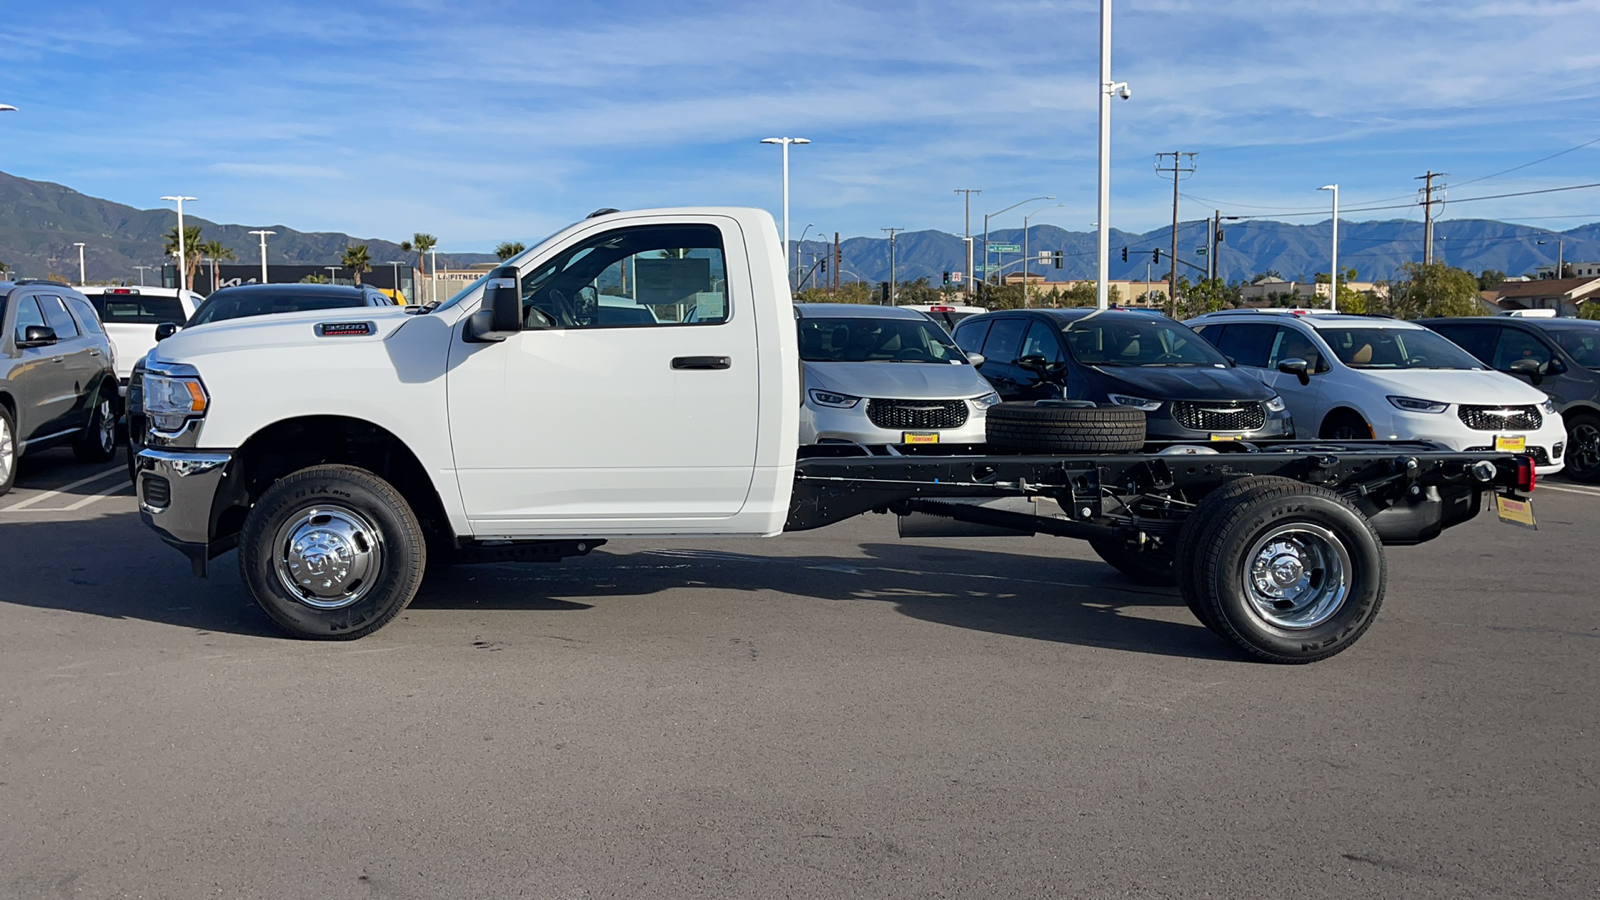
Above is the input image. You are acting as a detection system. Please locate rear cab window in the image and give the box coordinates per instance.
[89,292,186,325]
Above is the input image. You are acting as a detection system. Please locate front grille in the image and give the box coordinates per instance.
[1459,404,1542,431]
[866,399,969,430]
[142,474,171,509]
[1171,400,1266,432]
[1466,445,1552,465]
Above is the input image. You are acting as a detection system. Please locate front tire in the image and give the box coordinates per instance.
[1320,410,1371,441]
[1191,481,1385,664]
[0,406,17,496]
[239,464,426,640]
[73,394,118,463]
[1565,412,1600,483]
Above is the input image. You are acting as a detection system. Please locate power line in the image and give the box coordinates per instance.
[1228,181,1600,219]
[1452,134,1600,188]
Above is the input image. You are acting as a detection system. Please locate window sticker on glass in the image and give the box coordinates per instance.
[635,256,713,306]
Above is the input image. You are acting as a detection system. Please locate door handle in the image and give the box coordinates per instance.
[672,356,731,370]
[51,356,65,364]
[89,349,102,357]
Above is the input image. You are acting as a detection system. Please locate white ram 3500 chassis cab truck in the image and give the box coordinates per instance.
[135,207,1536,664]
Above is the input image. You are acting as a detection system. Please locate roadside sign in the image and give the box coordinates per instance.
[988,243,1020,253]
[950,271,964,284]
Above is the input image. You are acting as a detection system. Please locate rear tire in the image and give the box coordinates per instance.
[1191,481,1385,664]
[1565,412,1600,483]
[985,402,1145,453]
[239,464,426,640]
[1088,536,1176,586]
[73,393,118,463]
[1174,476,1311,635]
[0,406,17,497]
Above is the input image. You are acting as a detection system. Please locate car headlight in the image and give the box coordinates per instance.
[970,392,1001,409]
[1540,399,1558,415]
[1265,395,1286,413]
[143,363,209,432]
[1388,395,1448,414]
[807,388,861,409]
[1108,393,1162,412]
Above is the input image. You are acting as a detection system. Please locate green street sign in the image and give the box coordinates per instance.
[988,243,1021,253]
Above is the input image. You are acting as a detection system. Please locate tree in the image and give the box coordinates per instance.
[163,225,204,289]
[341,244,373,286]
[1251,269,1282,284]
[494,241,526,262]
[1477,269,1506,291]
[299,273,330,284]
[1381,262,1482,319]
[1580,301,1600,321]
[198,239,235,291]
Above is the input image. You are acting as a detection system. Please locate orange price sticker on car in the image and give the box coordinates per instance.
[1209,434,1242,442]
[1494,435,1526,452]
[902,432,940,444]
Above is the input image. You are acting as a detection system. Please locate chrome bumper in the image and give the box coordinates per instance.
[136,448,233,576]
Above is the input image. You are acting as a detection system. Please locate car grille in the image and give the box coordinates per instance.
[1458,405,1541,431]
[865,399,969,430]
[1171,400,1266,432]
[1466,445,1551,465]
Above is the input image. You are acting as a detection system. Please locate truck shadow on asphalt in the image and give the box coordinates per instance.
[0,512,1238,661]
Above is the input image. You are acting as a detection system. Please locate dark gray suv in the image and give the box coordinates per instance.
[0,280,120,494]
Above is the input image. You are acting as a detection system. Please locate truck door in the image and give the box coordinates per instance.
[446,217,762,534]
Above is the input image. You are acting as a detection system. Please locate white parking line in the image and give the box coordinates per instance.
[0,466,125,512]
[1539,483,1600,498]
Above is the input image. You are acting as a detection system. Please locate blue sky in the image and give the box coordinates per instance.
[5,0,1600,252]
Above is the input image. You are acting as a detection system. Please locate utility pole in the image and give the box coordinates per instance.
[1416,170,1446,266]
[881,227,904,305]
[1209,210,1221,282]
[1154,152,1196,316]
[954,189,981,297]
[833,232,841,295]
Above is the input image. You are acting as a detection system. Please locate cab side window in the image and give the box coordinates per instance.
[40,295,80,339]
[1492,328,1554,372]
[1020,320,1064,364]
[1268,326,1323,371]
[12,296,47,344]
[1211,322,1275,368]
[980,318,1027,362]
[519,223,729,329]
[64,296,104,334]
[954,320,991,356]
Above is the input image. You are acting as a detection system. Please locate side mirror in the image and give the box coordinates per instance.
[1507,358,1543,384]
[966,352,986,368]
[1015,354,1049,375]
[1224,355,1237,367]
[155,322,180,341]
[18,325,57,348]
[464,266,524,343]
[1277,357,1311,386]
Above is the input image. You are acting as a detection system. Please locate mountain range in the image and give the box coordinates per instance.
[3,170,1598,287]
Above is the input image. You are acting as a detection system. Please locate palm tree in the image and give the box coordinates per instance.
[341,244,373,286]
[411,233,438,302]
[198,239,235,292]
[163,225,204,290]
[494,241,525,262]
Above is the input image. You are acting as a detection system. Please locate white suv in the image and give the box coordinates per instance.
[1187,311,1566,474]
[80,286,203,395]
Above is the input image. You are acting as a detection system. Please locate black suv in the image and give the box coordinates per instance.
[951,308,1294,440]
[0,280,120,494]
[1420,315,1600,482]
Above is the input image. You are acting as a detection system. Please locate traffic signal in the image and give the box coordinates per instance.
[1121,247,1128,262]
[819,257,827,274]
[942,271,951,285]
[1053,251,1063,269]
[1215,228,1225,244]
[1152,248,1161,263]
[880,281,891,304]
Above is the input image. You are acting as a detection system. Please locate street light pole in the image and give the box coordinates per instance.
[386,261,408,303]
[761,137,811,289]
[881,227,903,304]
[72,242,86,285]
[248,229,276,284]
[134,265,153,286]
[325,266,339,285]
[160,195,198,293]
[1538,239,1564,278]
[1021,204,1065,307]
[982,196,1054,288]
[1319,184,1338,312]
[1098,0,1131,310]
[430,248,439,302]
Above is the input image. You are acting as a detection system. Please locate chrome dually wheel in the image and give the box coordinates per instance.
[1243,523,1351,630]
[272,504,385,610]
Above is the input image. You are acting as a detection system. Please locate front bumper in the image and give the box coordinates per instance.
[801,402,989,446]
[1143,406,1295,442]
[136,448,233,576]
[1377,410,1566,475]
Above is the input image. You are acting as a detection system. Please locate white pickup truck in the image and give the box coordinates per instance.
[135,207,1536,663]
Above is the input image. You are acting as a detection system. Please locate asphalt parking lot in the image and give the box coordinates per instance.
[1,449,1597,899]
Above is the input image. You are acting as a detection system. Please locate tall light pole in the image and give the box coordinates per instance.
[1021,204,1065,307]
[1318,185,1339,311]
[881,227,904,305]
[387,260,408,303]
[248,229,276,284]
[72,242,86,285]
[161,195,198,293]
[953,189,982,296]
[1537,239,1564,279]
[1098,0,1131,310]
[134,265,153,286]
[325,266,339,285]
[429,248,439,303]
[982,195,1054,286]
[760,137,810,289]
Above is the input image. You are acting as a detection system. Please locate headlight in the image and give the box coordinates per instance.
[1265,395,1286,413]
[1108,393,1162,412]
[1540,399,1558,415]
[807,388,861,409]
[143,363,209,432]
[970,392,1001,409]
[1388,395,1448,414]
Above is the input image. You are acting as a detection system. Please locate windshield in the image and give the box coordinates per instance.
[1550,327,1600,370]
[1321,327,1484,370]
[798,316,966,363]
[1062,316,1226,367]
[189,291,365,326]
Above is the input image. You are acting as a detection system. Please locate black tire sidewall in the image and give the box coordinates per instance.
[1566,413,1600,483]
[1201,493,1384,663]
[240,466,426,640]
[74,393,117,463]
[0,406,16,495]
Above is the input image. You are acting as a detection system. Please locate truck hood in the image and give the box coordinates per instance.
[1356,368,1546,406]
[803,360,993,400]
[150,306,414,361]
